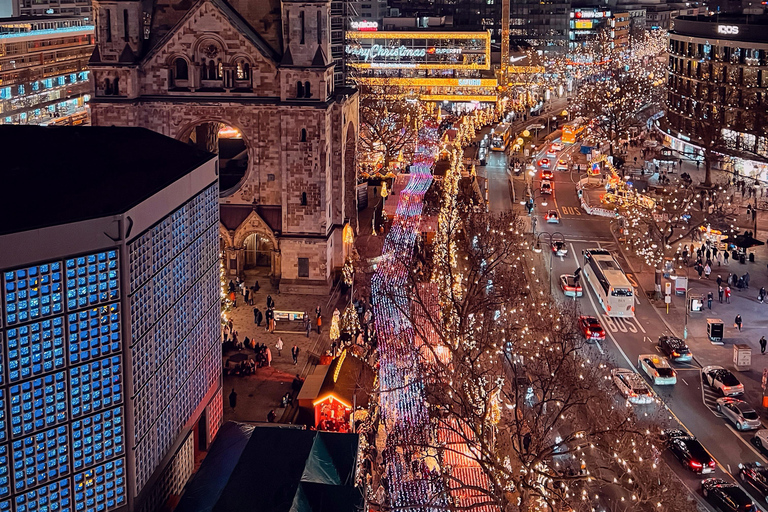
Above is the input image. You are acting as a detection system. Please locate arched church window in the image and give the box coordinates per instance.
[174,58,188,80]
[296,81,304,98]
[301,192,308,206]
[207,60,216,80]
[217,60,223,79]
[300,128,307,142]
[236,61,250,80]
[304,81,311,98]
[104,78,112,95]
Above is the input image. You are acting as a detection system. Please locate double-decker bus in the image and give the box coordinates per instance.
[582,248,635,317]
[561,117,586,144]
[490,123,511,151]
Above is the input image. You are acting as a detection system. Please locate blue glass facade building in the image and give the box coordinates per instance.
[0,125,222,512]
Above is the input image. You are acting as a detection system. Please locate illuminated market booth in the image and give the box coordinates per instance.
[297,350,375,432]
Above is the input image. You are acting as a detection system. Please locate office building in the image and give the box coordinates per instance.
[664,14,768,178]
[0,16,93,126]
[0,125,222,512]
[0,0,90,17]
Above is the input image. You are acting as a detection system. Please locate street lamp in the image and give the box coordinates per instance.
[533,231,564,294]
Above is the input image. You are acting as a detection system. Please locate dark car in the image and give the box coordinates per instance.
[662,429,716,474]
[702,478,755,511]
[739,462,768,503]
[658,335,693,362]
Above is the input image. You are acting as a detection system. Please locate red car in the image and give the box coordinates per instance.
[538,158,550,168]
[579,315,605,341]
[541,169,554,180]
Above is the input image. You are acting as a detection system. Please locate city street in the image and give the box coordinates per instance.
[489,138,768,510]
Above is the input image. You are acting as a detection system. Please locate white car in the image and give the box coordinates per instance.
[751,430,768,454]
[702,365,744,396]
[612,368,654,404]
[559,274,582,298]
[716,397,761,430]
[545,210,560,223]
[638,354,677,385]
[551,142,563,152]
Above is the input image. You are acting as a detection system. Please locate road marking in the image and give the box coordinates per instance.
[682,378,688,385]
[725,424,768,464]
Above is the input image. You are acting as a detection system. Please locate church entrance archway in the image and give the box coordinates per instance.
[182,122,249,196]
[243,233,273,270]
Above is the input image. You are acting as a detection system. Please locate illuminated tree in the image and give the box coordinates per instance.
[357,83,420,169]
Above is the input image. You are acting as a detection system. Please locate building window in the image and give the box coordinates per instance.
[174,58,188,80]
[105,9,112,42]
[304,81,311,98]
[300,11,305,44]
[298,258,309,278]
[301,191,307,205]
[296,81,304,98]
[236,60,249,80]
[123,9,129,42]
[317,10,322,44]
[300,128,307,142]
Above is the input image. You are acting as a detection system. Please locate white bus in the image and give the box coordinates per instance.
[490,123,511,151]
[582,249,635,318]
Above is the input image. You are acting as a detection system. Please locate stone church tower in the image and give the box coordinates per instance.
[89,0,359,294]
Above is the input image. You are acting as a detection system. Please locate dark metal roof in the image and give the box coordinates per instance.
[0,125,215,236]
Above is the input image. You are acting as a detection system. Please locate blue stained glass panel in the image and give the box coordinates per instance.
[13,477,70,512]
[8,371,68,439]
[4,263,63,325]
[71,407,124,472]
[73,458,125,512]
[65,252,119,311]
[11,425,69,492]
[66,304,121,365]
[0,445,10,498]
[69,357,122,419]
[6,316,66,383]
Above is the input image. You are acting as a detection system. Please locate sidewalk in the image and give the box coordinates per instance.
[612,223,768,410]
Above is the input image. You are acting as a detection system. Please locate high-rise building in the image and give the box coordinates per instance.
[0,16,93,126]
[0,0,91,17]
[0,125,223,512]
[89,0,359,294]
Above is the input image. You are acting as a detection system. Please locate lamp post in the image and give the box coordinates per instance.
[533,231,564,294]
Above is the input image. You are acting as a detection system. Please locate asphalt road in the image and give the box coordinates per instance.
[485,137,768,511]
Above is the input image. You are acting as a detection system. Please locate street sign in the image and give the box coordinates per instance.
[665,282,672,295]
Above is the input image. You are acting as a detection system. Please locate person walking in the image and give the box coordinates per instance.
[317,314,322,334]
[725,286,732,303]
[291,344,300,365]
[761,336,767,354]
[303,312,311,338]
[244,288,250,306]
[745,272,751,289]
[229,388,237,410]
[704,264,711,279]
[734,314,743,331]
[253,307,259,325]
[275,337,283,357]
[267,294,275,310]
[707,291,713,310]
[256,308,263,327]
[716,275,723,287]
[315,305,322,319]
[266,346,272,367]
[759,287,766,304]
[718,285,724,303]
[724,251,729,264]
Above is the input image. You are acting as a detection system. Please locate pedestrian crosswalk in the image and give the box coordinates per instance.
[701,378,725,417]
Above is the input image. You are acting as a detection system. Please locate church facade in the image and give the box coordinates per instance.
[89,0,359,295]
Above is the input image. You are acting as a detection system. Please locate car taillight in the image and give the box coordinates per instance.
[629,392,637,397]
[690,460,702,468]
[672,351,680,357]
[722,386,730,391]
[709,461,716,467]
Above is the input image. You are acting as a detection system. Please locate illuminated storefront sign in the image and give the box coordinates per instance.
[458,79,482,86]
[574,20,594,29]
[345,31,491,70]
[717,25,739,35]
[350,20,378,31]
[572,9,611,18]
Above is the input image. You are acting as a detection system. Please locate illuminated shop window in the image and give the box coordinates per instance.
[65,251,119,311]
[66,304,121,365]
[13,478,71,512]
[6,316,66,383]
[74,458,126,512]
[4,262,63,326]
[11,425,70,492]
[69,356,122,419]
[9,371,68,439]
[71,407,124,472]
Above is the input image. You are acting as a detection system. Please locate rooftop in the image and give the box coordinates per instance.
[0,125,216,236]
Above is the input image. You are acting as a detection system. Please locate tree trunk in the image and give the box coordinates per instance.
[703,157,713,187]
[655,266,663,300]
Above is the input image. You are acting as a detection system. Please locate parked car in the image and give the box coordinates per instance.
[702,365,744,396]
[551,241,568,256]
[560,275,583,298]
[752,431,768,455]
[638,354,677,385]
[701,478,755,511]
[662,429,716,474]
[658,335,693,362]
[545,210,560,223]
[611,368,654,404]
[739,462,768,503]
[717,398,761,430]
[578,315,604,341]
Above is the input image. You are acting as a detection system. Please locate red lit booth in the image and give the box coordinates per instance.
[297,350,374,432]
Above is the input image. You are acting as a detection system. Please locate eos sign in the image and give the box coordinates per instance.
[350,21,378,31]
[717,25,739,35]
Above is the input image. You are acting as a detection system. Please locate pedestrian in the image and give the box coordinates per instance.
[696,264,703,279]
[759,287,766,303]
[275,337,284,356]
[735,314,743,331]
[707,291,713,310]
[267,409,277,423]
[718,285,724,303]
[761,336,767,354]
[244,288,250,305]
[292,344,299,365]
[266,294,275,310]
[704,264,711,279]
[303,312,311,338]
[266,346,272,366]
[228,280,235,293]
[268,308,276,333]
[724,251,729,264]
[229,388,237,410]
[725,286,732,303]
[257,308,264,327]
[745,272,751,289]
[716,275,722,287]
[315,305,322,319]
[253,307,259,324]
[317,314,322,334]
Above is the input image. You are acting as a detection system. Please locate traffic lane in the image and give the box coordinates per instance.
[483,149,512,212]
[556,241,768,508]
